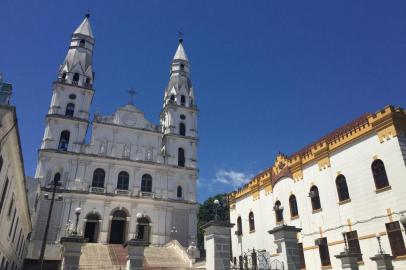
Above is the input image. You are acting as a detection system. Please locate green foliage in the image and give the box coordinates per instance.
[197,193,229,251]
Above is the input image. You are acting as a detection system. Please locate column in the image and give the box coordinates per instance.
[202,220,234,270]
[335,250,360,270]
[60,236,88,270]
[268,225,302,270]
[370,254,394,270]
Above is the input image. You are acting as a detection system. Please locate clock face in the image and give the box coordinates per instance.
[123,114,137,126]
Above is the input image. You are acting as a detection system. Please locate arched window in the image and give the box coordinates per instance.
[372,159,390,189]
[181,95,186,106]
[289,195,299,217]
[92,169,105,188]
[58,130,70,151]
[236,216,242,235]
[190,98,194,106]
[248,212,255,231]
[117,171,129,190]
[79,39,85,47]
[141,174,152,193]
[274,200,283,222]
[72,73,80,84]
[85,77,91,86]
[61,73,67,81]
[170,95,175,102]
[309,186,321,211]
[65,103,75,117]
[177,186,182,198]
[53,173,61,184]
[179,123,186,136]
[336,175,350,202]
[178,148,185,167]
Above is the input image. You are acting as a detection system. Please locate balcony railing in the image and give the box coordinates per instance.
[115,189,130,196]
[89,187,105,193]
[139,191,155,198]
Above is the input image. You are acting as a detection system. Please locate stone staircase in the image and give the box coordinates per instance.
[78,242,202,270]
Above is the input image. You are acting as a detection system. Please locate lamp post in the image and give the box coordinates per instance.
[213,199,220,221]
[73,207,82,235]
[39,177,63,270]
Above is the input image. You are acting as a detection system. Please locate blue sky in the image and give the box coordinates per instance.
[1,1,406,202]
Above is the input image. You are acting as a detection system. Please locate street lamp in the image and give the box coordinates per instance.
[39,176,63,270]
[170,226,178,240]
[213,199,220,221]
[73,207,82,235]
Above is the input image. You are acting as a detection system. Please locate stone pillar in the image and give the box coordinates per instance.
[335,250,360,270]
[370,254,394,270]
[202,220,234,270]
[268,225,302,270]
[60,235,88,270]
[125,239,150,270]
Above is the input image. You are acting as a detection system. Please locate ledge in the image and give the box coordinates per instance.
[290,215,299,220]
[321,265,332,269]
[394,254,406,261]
[312,208,323,214]
[338,198,351,205]
[375,185,392,194]
[249,229,256,234]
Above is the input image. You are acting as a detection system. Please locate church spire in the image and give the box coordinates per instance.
[57,14,95,88]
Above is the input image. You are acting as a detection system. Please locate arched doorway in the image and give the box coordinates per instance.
[109,209,128,244]
[136,215,151,243]
[84,212,101,243]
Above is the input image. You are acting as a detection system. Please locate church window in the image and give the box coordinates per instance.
[178,148,185,167]
[180,114,186,120]
[179,123,186,136]
[0,156,3,173]
[72,73,80,85]
[344,231,363,262]
[69,94,76,100]
[170,95,175,102]
[248,212,255,231]
[274,200,283,222]
[317,237,331,267]
[58,130,70,151]
[309,185,321,211]
[92,169,105,188]
[386,221,406,257]
[372,159,390,190]
[117,171,129,190]
[61,73,67,81]
[236,216,242,235]
[336,174,350,202]
[79,39,85,47]
[141,174,152,193]
[8,208,16,237]
[180,63,185,70]
[0,178,9,215]
[190,98,193,106]
[289,194,299,217]
[181,95,186,106]
[177,186,182,198]
[65,103,75,117]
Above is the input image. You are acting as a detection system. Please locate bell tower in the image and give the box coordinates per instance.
[40,14,95,153]
[160,37,198,169]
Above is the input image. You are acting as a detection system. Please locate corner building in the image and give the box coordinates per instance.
[27,15,198,263]
[229,106,406,270]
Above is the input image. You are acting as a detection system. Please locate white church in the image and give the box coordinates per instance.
[26,14,199,264]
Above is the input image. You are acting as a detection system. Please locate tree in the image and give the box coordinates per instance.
[197,193,229,252]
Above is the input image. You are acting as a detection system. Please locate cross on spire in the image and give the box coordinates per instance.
[85,9,91,18]
[177,30,184,44]
[127,88,138,105]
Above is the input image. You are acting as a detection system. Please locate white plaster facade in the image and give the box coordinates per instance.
[27,15,199,263]
[230,107,406,270]
[0,81,32,270]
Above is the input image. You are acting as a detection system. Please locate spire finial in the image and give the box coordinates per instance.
[127,88,138,105]
[85,9,91,18]
[177,30,184,44]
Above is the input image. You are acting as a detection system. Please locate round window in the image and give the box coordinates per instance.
[180,114,186,120]
[69,94,77,100]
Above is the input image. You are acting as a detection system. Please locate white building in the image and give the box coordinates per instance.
[229,105,406,270]
[0,75,32,270]
[26,14,199,265]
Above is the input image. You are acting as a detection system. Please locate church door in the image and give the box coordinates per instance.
[84,222,99,243]
[109,209,128,244]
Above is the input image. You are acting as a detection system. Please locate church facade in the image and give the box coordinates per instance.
[27,15,199,262]
[229,106,406,270]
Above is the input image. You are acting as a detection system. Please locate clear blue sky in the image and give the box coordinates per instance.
[1,1,406,202]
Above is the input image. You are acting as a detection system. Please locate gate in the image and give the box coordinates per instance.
[231,249,284,270]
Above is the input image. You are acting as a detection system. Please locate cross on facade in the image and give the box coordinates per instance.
[127,88,138,105]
